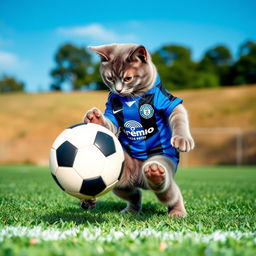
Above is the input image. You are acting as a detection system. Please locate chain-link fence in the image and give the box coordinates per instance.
[0,128,256,166]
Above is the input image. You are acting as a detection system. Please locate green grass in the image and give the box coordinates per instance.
[0,165,256,256]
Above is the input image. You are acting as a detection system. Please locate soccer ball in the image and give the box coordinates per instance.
[49,123,124,199]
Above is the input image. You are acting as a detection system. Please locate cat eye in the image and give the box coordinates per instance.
[106,76,114,83]
[123,76,133,83]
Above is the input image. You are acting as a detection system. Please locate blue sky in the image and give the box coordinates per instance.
[0,0,255,92]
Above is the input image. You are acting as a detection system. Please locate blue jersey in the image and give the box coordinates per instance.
[104,76,183,167]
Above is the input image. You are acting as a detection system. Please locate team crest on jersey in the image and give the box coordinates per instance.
[139,104,154,119]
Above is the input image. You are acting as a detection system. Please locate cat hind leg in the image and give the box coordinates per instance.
[113,187,142,214]
[142,156,187,218]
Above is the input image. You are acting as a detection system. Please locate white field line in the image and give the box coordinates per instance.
[0,226,255,243]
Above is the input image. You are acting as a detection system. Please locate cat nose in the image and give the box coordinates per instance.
[115,82,122,93]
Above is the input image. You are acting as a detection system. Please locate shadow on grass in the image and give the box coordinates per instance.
[41,200,166,225]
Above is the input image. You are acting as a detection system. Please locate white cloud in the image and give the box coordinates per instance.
[0,51,17,66]
[0,50,29,71]
[57,23,136,43]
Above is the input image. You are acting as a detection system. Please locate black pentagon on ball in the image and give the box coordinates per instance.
[51,173,65,191]
[94,131,116,157]
[80,176,106,196]
[56,141,78,167]
[68,122,87,129]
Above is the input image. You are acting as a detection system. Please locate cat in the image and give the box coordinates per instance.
[82,44,194,217]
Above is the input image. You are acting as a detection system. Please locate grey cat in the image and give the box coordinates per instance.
[82,44,194,217]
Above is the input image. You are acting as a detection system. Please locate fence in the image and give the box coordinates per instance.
[180,128,256,166]
[0,128,255,166]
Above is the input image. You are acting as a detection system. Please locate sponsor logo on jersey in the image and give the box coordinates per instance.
[139,104,154,119]
[123,120,154,140]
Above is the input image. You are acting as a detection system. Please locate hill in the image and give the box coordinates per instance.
[0,85,255,165]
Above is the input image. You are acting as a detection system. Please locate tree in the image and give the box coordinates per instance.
[50,43,93,90]
[231,40,256,85]
[88,63,106,90]
[0,75,24,93]
[155,45,192,65]
[152,44,219,89]
[198,45,232,85]
[152,45,195,90]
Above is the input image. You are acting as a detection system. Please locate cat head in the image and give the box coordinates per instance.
[88,44,156,97]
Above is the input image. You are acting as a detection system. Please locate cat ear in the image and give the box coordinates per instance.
[88,45,114,62]
[128,45,148,63]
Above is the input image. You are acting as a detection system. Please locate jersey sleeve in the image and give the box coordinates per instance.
[155,86,183,118]
[104,93,119,129]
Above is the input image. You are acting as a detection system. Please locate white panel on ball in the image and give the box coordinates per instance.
[112,135,124,158]
[101,134,124,185]
[73,145,106,179]
[56,167,83,193]
[101,153,123,185]
[68,124,97,149]
[49,149,58,175]
[93,123,119,137]
[52,129,72,150]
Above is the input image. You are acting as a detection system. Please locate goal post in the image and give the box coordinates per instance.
[180,127,247,166]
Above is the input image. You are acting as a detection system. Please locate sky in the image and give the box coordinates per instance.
[0,0,255,92]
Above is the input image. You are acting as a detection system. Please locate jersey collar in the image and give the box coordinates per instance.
[145,74,161,94]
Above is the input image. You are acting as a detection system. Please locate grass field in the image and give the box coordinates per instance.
[0,165,255,256]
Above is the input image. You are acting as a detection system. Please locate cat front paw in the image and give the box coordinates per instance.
[171,135,195,152]
[80,198,97,210]
[83,107,104,126]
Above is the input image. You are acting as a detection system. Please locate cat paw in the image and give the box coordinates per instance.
[80,198,97,210]
[168,208,187,218]
[83,107,104,125]
[144,163,166,189]
[171,135,195,152]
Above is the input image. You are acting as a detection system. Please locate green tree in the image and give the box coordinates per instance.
[89,63,106,90]
[50,43,93,90]
[152,45,195,90]
[0,75,24,93]
[198,45,232,85]
[152,44,219,89]
[194,72,219,88]
[231,40,256,85]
